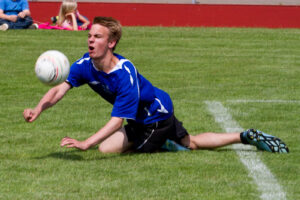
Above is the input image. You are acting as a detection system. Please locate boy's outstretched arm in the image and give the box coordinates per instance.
[23,82,71,122]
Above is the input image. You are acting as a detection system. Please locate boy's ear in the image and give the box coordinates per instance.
[108,40,117,49]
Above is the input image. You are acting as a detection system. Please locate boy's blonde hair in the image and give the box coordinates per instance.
[93,16,122,51]
[57,0,77,26]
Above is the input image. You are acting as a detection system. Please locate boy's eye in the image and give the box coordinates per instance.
[88,34,103,39]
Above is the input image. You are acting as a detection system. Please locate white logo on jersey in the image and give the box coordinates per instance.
[155,98,169,114]
[144,98,169,116]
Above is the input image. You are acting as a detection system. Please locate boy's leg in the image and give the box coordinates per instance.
[9,16,33,29]
[180,132,241,150]
[98,127,133,153]
[180,129,289,153]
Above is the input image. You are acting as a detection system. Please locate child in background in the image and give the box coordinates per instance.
[57,0,90,31]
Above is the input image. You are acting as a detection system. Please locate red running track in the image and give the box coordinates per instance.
[30,2,300,28]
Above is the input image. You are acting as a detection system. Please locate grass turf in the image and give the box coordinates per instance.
[0,27,299,199]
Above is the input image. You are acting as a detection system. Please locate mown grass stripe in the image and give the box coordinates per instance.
[205,101,286,200]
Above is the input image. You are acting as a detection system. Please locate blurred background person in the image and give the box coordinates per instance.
[56,0,90,31]
[0,0,37,31]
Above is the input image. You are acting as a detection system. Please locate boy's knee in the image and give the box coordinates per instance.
[98,143,121,154]
[98,144,111,153]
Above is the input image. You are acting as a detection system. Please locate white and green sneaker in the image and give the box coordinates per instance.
[161,139,190,152]
[241,129,289,153]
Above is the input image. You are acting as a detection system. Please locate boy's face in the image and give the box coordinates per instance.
[88,24,115,60]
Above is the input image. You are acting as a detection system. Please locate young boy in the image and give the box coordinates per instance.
[23,17,289,154]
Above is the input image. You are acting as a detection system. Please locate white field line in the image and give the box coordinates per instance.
[227,99,300,104]
[205,101,286,200]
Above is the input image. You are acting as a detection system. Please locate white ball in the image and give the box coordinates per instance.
[35,50,70,86]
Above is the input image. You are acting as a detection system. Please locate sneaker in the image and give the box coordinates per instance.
[28,23,38,29]
[161,139,190,152]
[0,23,9,31]
[241,129,289,153]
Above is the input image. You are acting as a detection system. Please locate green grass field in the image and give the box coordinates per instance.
[0,27,299,200]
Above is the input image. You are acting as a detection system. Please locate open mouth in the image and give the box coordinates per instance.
[89,46,95,51]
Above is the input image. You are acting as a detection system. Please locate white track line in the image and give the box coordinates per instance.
[205,101,286,200]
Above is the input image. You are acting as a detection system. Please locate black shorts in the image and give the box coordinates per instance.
[124,114,189,153]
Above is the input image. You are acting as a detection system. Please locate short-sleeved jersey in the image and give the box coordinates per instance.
[0,0,29,15]
[66,53,173,124]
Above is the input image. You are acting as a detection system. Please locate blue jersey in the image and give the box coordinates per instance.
[0,0,29,15]
[66,53,173,124]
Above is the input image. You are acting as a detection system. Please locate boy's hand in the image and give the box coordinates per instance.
[23,108,40,122]
[60,136,89,150]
